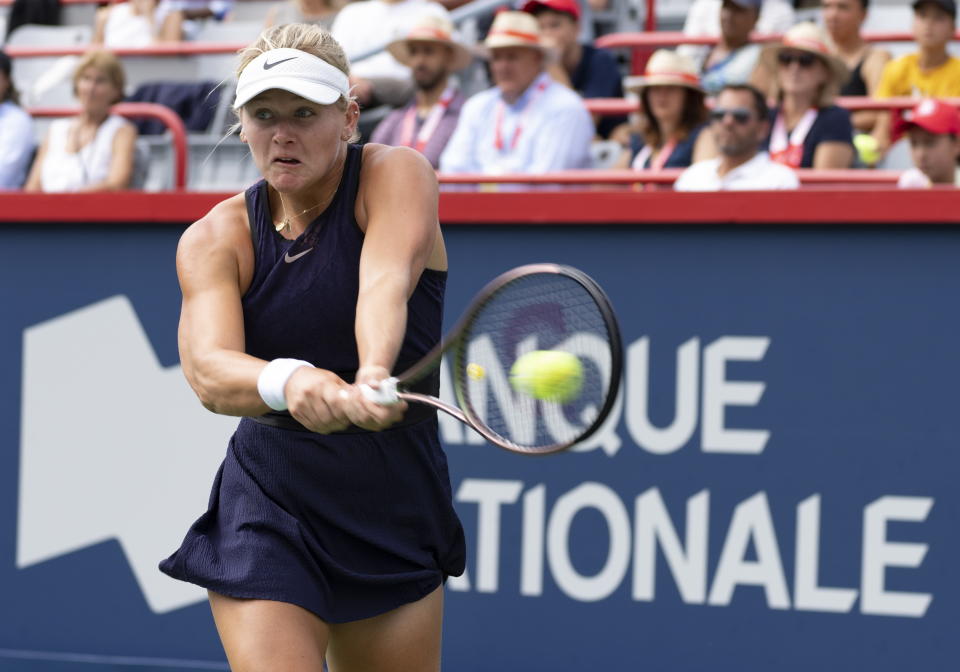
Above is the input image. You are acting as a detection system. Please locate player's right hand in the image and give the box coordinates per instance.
[284,368,353,434]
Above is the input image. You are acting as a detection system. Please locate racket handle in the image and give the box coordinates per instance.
[359,377,400,405]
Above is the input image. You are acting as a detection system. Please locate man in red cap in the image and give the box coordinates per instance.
[521,0,624,137]
[896,99,960,187]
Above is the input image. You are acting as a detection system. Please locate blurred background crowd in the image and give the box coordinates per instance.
[0,0,958,193]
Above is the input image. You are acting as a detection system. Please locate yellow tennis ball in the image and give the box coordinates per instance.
[854,133,880,166]
[509,350,584,403]
[467,363,486,380]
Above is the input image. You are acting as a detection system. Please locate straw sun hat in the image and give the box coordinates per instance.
[623,49,705,95]
[760,22,850,87]
[386,15,474,72]
[481,11,552,56]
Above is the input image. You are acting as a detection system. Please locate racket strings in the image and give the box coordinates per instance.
[454,272,616,453]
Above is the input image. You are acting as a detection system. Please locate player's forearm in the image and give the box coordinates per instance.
[185,349,273,416]
[355,276,410,376]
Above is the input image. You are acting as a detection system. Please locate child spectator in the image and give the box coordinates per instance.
[872,0,960,156]
[759,22,855,169]
[896,99,960,187]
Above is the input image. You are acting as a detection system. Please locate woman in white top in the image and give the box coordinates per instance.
[93,0,158,47]
[25,50,137,193]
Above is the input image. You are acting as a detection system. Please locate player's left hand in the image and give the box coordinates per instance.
[341,365,407,430]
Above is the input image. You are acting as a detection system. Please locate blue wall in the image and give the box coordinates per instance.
[1,223,956,670]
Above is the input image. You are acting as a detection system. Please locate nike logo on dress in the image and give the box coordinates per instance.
[284,248,313,263]
[264,56,297,70]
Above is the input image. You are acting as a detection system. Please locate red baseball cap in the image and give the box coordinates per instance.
[521,0,581,21]
[894,99,960,140]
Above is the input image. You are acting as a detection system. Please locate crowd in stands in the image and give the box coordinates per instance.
[0,0,959,192]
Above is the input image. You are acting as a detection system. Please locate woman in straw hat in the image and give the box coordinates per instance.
[759,22,855,169]
[159,23,464,671]
[616,49,711,171]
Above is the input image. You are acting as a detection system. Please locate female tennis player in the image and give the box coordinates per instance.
[159,23,465,672]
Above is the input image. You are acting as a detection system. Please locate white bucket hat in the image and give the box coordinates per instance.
[760,22,850,88]
[387,15,474,72]
[234,47,351,109]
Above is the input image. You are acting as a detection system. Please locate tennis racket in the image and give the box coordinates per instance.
[361,263,623,455]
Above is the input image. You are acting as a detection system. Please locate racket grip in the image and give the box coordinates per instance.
[359,377,400,405]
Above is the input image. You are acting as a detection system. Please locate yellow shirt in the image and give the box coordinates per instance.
[876,53,960,98]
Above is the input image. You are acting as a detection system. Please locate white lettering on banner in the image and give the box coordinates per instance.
[633,488,709,604]
[795,495,858,612]
[547,483,631,602]
[455,479,523,593]
[701,337,771,454]
[626,337,700,455]
[707,492,791,609]
[454,480,934,619]
[861,497,934,617]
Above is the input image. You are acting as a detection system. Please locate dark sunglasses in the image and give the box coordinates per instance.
[709,107,754,124]
[778,51,818,68]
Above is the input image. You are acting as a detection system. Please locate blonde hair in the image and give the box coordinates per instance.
[236,23,353,111]
[73,50,126,104]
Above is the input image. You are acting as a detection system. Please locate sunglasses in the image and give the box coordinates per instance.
[777,51,818,68]
[710,107,754,124]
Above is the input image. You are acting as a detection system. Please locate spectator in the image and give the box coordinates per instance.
[682,0,795,43]
[896,99,960,187]
[872,0,960,155]
[331,0,449,109]
[619,50,711,171]
[759,22,854,169]
[5,0,60,41]
[823,0,890,137]
[0,50,34,189]
[155,1,235,41]
[24,50,137,193]
[266,0,346,31]
[93,0,158,47]
[370,16,471,167]
[696,0,765,96]
[439,11,594,174]
[675,83,799,190]
[520,0,625,137]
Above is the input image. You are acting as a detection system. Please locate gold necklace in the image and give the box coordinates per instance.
[276,191,334,233]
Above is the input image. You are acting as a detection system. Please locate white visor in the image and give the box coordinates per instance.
[234,48,351,109]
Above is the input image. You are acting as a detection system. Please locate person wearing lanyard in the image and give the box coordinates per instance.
[759,22,855,170]
[618,49,711,172]
[370,15,472,168]
[439,11,594,175]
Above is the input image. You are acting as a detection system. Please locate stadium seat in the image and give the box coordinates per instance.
[226,1,277,22]
[191,20,262,44]
[6,23,91,47]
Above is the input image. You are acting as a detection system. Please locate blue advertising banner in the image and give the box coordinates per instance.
[0,222,956,670]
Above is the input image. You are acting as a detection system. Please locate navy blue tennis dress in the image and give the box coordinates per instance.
[159,144,466,623]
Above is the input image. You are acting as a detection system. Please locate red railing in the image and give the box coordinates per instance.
[5,43,245,58]
[596,30,960,51]
[584,96,960,117]
[28,102,189,190]
[437,169,901,186]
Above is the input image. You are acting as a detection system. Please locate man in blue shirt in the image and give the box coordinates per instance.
[521,0,624,137]
[439,11,594,174]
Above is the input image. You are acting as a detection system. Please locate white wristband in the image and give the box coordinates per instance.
[257,358,315,411]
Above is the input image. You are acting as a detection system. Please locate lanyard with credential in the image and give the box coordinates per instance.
[769,108,818,168]
[399,85,457,153]
[493,79,549,153]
